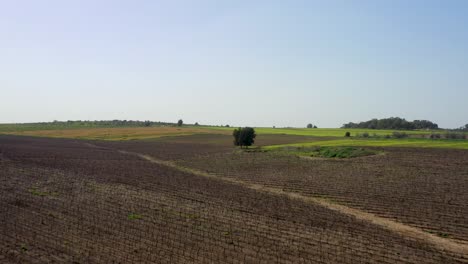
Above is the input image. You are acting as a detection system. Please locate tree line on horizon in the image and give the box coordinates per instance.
[2,119,466,131]
[341,117,439,130]
[455,124,468,132]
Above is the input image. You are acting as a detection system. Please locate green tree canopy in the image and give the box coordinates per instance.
[342,117,438,130]
[233,127,256,148]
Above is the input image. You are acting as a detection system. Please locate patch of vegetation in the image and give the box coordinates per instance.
[20,244,28,252]
[356,132,370,138]
[342,117,438,130]
[48,212,58,218]
[233,127,256,148]
[355,131,409,139]
[179,212,200,220]
[275,146,379,159]
[425,230,451,238]
[29,187,58,197]
[392,132,408,139]
[312,147,378,158]
[438,232,451,238]
[264,137,468,150]
[445,132,466,140]
[127,213,143,220]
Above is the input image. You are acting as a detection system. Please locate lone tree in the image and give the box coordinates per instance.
[177,119,183,126]
[307,123,313,128]
[233,127,256,148]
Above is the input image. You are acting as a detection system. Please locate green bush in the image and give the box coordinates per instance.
[445,132,465,139]
[316,147,377,158]
[392,132,408,139]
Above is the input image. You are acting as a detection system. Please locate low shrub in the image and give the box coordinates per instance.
[445,132,465,140]
[317,147,377,158]
[278,146,379,159]
[359,132,369,138]
[392,132,408,139]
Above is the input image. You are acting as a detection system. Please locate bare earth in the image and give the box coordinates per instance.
[1,135,467,263]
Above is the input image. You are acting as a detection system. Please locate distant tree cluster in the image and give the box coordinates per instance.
[392,131,409,139]
[454,124,468,132]
[445,132,466,139]
[342,117,438,130]
[233,127,256,148]
[307,124,318,128]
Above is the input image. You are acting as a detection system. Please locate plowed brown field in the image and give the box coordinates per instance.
[1,135,467,263]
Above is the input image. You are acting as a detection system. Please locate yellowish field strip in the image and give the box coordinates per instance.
[2,127,230,140]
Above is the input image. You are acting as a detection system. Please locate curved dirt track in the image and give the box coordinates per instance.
[117,149,468,259]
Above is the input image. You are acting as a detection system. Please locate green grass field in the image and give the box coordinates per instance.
[203,126,437,137]
[202,126,468,149]
[263,138,468,150]
[262,146,381,159]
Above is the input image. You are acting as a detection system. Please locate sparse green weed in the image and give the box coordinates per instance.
[127,213,143,220]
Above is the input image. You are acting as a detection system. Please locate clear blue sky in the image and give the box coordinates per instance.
[1,0,467,128]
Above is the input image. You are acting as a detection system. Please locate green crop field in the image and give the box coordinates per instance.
[263,138,468,150]
[203,127,468,149]
[205,126,436,137]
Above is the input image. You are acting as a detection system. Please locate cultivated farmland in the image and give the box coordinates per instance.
[1,131,468,263]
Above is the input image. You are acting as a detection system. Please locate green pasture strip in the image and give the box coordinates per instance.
[266,146,381,159]
[264,138,468,150]
[200,126,437,137]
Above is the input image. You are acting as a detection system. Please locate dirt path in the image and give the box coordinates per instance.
[117,149,468,258]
